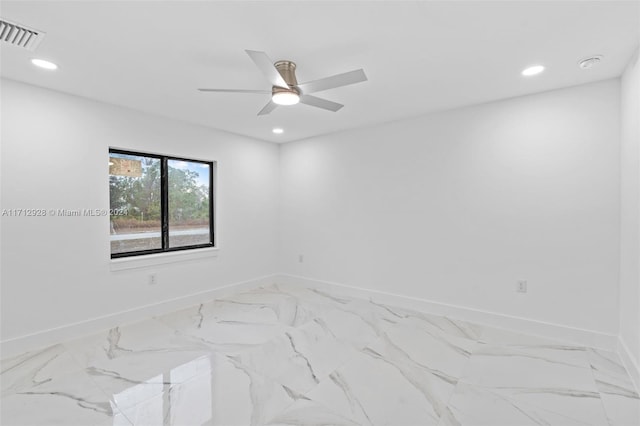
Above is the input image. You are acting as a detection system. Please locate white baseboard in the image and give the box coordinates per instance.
[276,274,619,351]
[618,336,640,394]
[0,274,276,359]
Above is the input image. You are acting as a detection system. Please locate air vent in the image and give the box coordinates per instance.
[0,18,45,51]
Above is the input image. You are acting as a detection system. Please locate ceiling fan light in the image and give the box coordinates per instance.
[272,91,300,106]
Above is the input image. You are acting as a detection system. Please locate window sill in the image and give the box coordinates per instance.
[110,247,219,271]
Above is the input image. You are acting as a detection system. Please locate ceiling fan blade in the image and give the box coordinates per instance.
[198,88,271,94]
[245,50,289,88]
[296,69,367,94]
[299,95,344,112]
[257,100,278,116]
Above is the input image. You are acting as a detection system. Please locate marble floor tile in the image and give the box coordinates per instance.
[375,314,478,381]
[1,345,130,425]
[458,338,610,425]
[443,381,596,426]
[265,399,361,426]
[599,393,640,426]
[268,283,356,311]
[212,285,321,326]
[229,319,358,394]
[62,318,214,410]
[2,344,81,395]
[156,300,292,354]
[460,340,595,390]
[300,341,452,425]
[2,284,638,426]
[380,305,485,342]
[587,348,640,426]
[307,307,383,350]
[478,327,592,369]
[117,353,297,426]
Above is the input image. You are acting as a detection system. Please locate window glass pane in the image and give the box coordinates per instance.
[109,153,162,254]
[167,159,211,248]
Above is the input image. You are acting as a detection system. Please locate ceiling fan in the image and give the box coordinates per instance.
[198,50,367,116]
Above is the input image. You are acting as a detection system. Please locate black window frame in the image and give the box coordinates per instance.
[109,148,215,259]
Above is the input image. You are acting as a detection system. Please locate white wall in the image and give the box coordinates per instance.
[0,79,280,349]
[0,76,628,356]
[620,48,640,377]
[280,79,621,335]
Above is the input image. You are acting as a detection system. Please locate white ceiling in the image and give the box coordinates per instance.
[1,1,638,143]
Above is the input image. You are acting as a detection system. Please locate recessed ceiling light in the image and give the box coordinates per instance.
[578,55,603,69]
[521,65,545,76]
[31,58,58,70]
[272,128,284,134]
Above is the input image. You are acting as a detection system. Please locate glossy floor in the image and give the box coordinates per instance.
[2,283,639,425]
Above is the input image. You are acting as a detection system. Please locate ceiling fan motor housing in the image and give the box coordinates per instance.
[273,60,300,96]
[274,61,298,86]
[271,61,300,105]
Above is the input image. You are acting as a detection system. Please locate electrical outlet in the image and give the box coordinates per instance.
[298,254,304,263]
[517,280,527,293]
[149,273,157,285]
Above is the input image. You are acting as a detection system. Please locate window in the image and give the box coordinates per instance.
[109,149,214,258]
